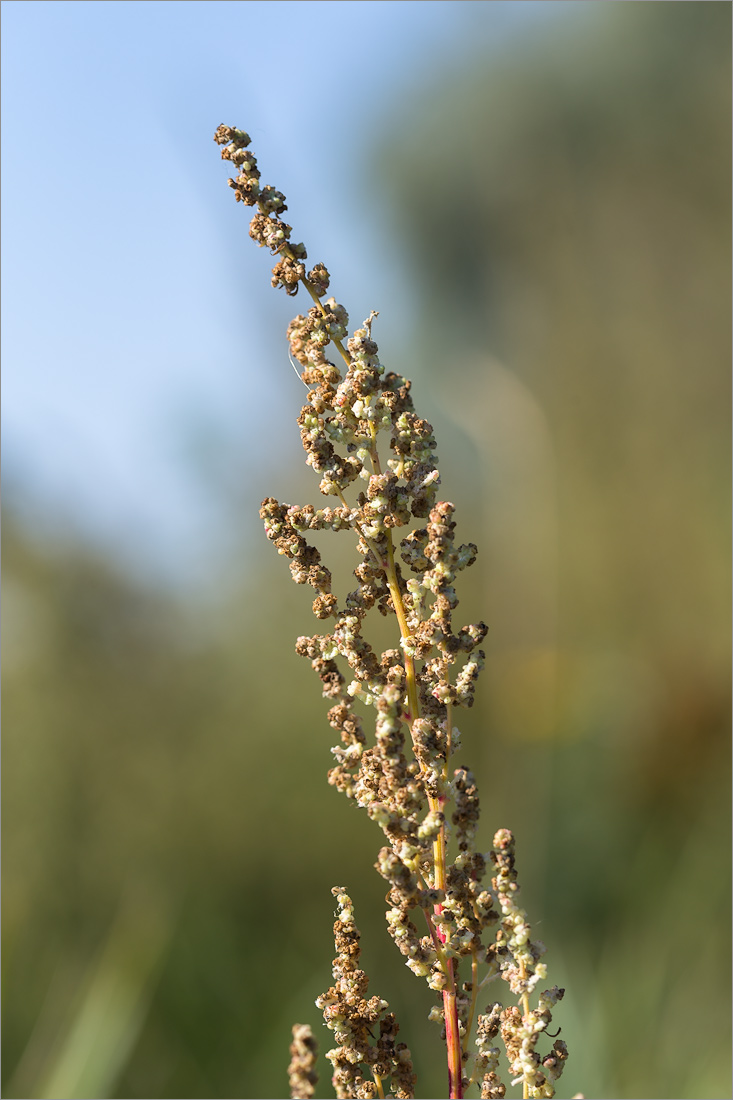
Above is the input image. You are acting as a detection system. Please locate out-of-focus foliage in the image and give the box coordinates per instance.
[3,5,730,1100]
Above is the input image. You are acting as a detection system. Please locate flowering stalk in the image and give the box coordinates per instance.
[213,124,570,1100]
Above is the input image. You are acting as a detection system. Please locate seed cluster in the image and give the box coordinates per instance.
[478,829,567,1099]
[288,1024,319,1100]
[215,125,570,1100]
[316,889,416,1100]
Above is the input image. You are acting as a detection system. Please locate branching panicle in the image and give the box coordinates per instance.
[214,124,571,1100]
[316,889,417,1100]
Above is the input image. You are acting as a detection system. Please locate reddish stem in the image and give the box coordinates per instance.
[442,965,464,1098]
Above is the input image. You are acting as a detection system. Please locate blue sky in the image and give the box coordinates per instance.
[2,0,568,588]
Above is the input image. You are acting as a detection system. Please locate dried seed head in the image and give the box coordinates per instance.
[215,126,569,1100]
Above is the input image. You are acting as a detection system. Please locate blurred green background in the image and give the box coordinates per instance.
[3,3,730,1099]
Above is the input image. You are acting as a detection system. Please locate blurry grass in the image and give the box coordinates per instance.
[7,901,168,1100]
[555,768,731,1100]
